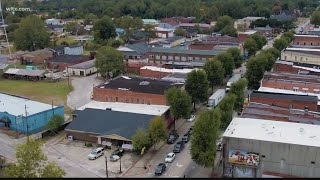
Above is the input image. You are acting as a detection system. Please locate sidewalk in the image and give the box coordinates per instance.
[122,117,187,177]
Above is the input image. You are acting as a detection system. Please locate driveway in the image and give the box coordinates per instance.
[67,74,103,110]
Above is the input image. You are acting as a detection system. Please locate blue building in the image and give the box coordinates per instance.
[0,93,64,134]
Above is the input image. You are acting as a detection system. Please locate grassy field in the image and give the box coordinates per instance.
[0,79,73,115]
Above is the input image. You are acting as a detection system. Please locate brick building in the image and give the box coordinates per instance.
[47,54,91,71]
[292,34,320,46]
[249,91,318,111]
[139,66,192,79]
[93,76,183,105]
[261,72,320,95]
[273,60,320,76]
[281,47,320,66]
[147,47,222,65]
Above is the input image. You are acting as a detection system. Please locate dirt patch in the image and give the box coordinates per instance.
[0,127,24,139]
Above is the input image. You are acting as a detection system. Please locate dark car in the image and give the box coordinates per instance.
[154,163,166,176]
[182,133,190,143]
[111,148,124,157]
[167,131,179,144]
[173,141,185,153]
[188,127,193,135]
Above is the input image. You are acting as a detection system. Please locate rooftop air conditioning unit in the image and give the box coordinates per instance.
[139,81,150,85]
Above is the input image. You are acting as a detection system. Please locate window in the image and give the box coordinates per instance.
[202,58,207,61]
[311,43,313,45]
[181,56,186,61]
[314,89,320,94]
[284,56,287,60]
[110,96,113,102]
[175,56,180,61]
[195,57,200,61]
[304,43,306,45]
[300,57,303,61]
[147,100,151,105]
[126,98,129,103]
[96,95,100,101]
[293,87,299,91]
[188,57,193,61]
[161,56,167,60]
[302,88,309,92]
[142,99,145,104]
[149,55,154,59]
[289,105,293,109]
[295,56,297,60]
[168,56,174,60]
[297,42,299,45]
[105,96,108,102]
[137,98,139,103]
[131,98,134,103]
[116,97,118,102]
[155,55,161,60]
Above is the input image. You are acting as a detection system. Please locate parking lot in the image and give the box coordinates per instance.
[43,133,139,178]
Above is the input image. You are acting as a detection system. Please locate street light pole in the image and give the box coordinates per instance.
[105,156,109,178]
[119,155,122,173]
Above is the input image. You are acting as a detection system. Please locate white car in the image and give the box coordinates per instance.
[88,147,104,160]
[186,115,195,122]
[165,152,176,163]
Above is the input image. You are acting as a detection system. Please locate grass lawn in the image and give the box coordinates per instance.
[0,79,74,115]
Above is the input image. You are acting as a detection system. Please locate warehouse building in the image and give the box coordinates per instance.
[67,59,96,76]
[0,93,64,134]
[223,117,320,178]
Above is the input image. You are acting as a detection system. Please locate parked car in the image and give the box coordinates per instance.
[173,140,185,153]
[110,155,120,162]
[88,147,104,160]
[165,152,176,163]
[182,133,190,143]
[154,163,167,176]
[186,115,195,122]
[167,131,179,144]
[111,148,124,157]
[188,127,193,135]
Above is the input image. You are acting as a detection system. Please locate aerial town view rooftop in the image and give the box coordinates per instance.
[0,0,320,178]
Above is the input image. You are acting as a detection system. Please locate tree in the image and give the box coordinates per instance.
[45,114,64,135]
[132,129,151,153]
[14,15,51,51]
[174,28,187,36]
[218,94,236,129]
[3,139,65,178]
[215,15,233,32]
[191,108,221,167]
[118,16,143,43]
[185,69,209,110]
[229,78,248,112]
[220,25,238,37]
[143,24,157,43]
[216,53,235,77]
[264,47,280,59]
[148,116,167,150]
[84,13,98,25]
[64,22,78,34]
[227,47,242,68]
[273,37,289,51]
[93,16,116,44]
[283,31,294,41]
[165,87,192,129]
[251,33,267,50]
[95,46,124,78]
[272,5,282,15]
[246,57,266,90]
[203,60,225,90]
[244,38,258,56]
[258,51,276,71]
[311,11,320,26]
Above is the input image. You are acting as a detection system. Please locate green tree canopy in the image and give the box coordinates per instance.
[215,15,233,32]
[246,57,266,90]
[148,116,168,149]
[229,78,248,112]
[94,46,124,78]
[174,28,187,36]
[218,94,236,129]
[93,16,116,44]
[143,24,157,43]
[64,22,78,34]
[311,10,320,26]
[216,53,235,77]
[165,87,192,120]
[264,47,280,59]
[45,114,64,135]
[273,37,289,51]
[203,59,225,90]
[191,108,221,167]
[220,25,238,37]
[3,139,65,178]
[132,128,151,153]
[226,47,242,68]
[185,69,209,110]
[244,38,258,56]
[117,16,143,43]
[84,13,98,25]
[14,15,51,51]
[251,33,267,49]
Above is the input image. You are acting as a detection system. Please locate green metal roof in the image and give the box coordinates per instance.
[142,19,159,24]
[149,47,223,56]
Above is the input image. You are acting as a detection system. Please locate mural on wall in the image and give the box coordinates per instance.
[228,149,260,166]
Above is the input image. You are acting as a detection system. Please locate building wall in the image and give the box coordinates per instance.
[281,51,320,66]
[250,95,317,111]
[261,79,320,95]
[93,87,167,105]
[0,106,64,134]
[273,63,299,74]
[65,46,84,55]
[139,68,171,78]
[223,137,320,177]
[67,67,97,76]
[292,36,320,46]
[66,130,99,143]
[147,52,215,64]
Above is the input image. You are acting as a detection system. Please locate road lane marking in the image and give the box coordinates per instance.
[176,163,183,168]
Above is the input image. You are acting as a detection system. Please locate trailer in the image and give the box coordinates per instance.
[226,73,241,92]
[207,89,226,110]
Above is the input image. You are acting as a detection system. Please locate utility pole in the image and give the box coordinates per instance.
[105,156,109,178]
[67,66,70,87]
[25,105,29,143]
[119,155,122,173]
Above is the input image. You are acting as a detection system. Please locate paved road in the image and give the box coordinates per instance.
[67,74,103,110]
[295,18,310,34]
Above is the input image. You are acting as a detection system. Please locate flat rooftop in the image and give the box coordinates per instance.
[140,66,193,74]
[149,47,222,56]
[97,76,183,95]
[223,117,320,148]
[0,93,58,116]
[251,91,318,102]
[68,59,95,69]
[77,101,170,116]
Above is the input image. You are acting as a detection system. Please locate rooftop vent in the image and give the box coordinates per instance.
[122,76,131,80]
[118,88,129,91]
[106,108,112,110]
[139,81,150,86]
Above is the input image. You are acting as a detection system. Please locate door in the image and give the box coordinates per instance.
[80,71,84,76]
